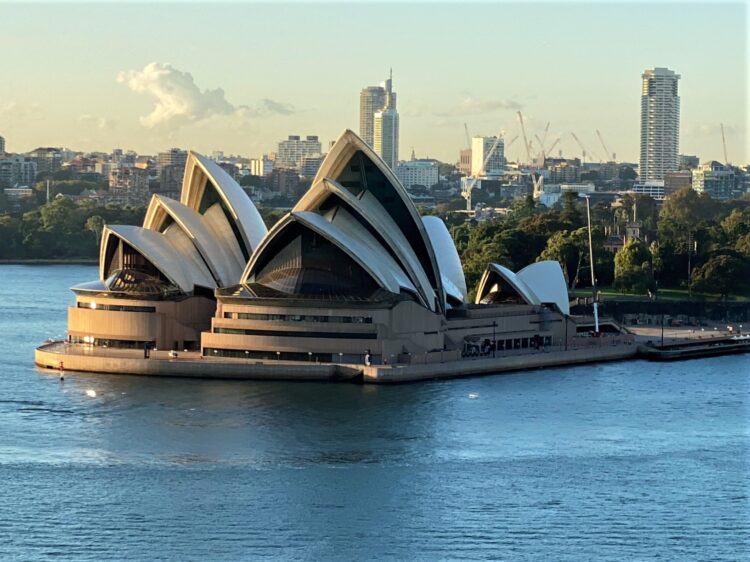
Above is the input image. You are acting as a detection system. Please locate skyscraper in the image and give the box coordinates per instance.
[470,136,505,176]
[359,86,385,147]
[640,67,680,181]
[373,71,399,169]
[277,135,322,169]
[0,134,6,156]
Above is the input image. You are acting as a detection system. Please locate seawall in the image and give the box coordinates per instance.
[35,341,639,384]
[362,344,638,383]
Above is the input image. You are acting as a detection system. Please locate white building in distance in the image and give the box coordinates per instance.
[277,136,321,169]
[395,160,440,189]
[250,155,275,177]
[471,136,505,177]
[0,155,37,187]
[640,67,680,181]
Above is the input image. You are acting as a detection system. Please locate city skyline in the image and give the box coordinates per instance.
[0,2,746,163]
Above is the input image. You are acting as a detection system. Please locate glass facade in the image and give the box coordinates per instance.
[77,302,156,313]
[213,327,376,339]
[252,222,379,298]
[222,311,372,324]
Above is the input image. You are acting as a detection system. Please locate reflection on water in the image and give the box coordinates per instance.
[0,265,748,561]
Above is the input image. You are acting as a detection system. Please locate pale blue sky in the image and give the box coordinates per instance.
[0,1,746,163]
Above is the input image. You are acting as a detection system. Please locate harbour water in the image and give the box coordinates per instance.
[1,265,748,560]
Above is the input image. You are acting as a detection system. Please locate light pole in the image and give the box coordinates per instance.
[492,320,497,358]
[583,194,599,333]
[687,233,697,295]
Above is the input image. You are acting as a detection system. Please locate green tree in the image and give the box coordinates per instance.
[85,215,105,245]
[690,254,749,300]
[559,191,583,227]
[580,170,599,182]
[659,187,721,233]
[240,174,264,188]
[736,233,750,257]
[539,228,591,289]
[40,197,79,234]
[721,209,750,242]
[614,240,654,294]
[618,166,637,181]
[438,163,456,177]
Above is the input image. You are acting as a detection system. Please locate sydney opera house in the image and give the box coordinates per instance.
[44,130,581,374]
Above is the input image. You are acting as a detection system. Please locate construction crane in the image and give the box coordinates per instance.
[571,132,599,163]
[462,132,505,212]
[546,137,561,157]
[532,174,544,199]
[464,123,472,150]
[540,122,550,152]
[720,123,729,164]
[595,129,616,161]
[517,111,533,164]
[534,133,545,153]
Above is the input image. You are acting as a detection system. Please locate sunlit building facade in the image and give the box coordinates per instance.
[640,67,680,181]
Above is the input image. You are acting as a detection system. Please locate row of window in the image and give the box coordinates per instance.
[69,336,154,349]
[222,311,373,324]
[77,302,156,313]
[204,348,334,363]
[213,327,377,340]
[203,348,378,364]
[464,335,553,355]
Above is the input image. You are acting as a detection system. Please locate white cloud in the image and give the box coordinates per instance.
[435,96,523,117]
[117,62,294,128]
[258,98,295,116]
[683,123,741,137]
[0,101,42,120]
[77,114,116,129]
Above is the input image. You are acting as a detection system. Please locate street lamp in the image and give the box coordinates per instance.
[582,194,599,334]
[276,351,281,360]
[308,351,313,362]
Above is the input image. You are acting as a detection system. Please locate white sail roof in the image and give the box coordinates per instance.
[294,178,437,310]
[422,216,467,306]
[180,151,267,258]
[475,261,570,314]
[311,129,446,312]
[143,195,245,286]
[474,263,541,307]
[517,261,570,315]
[243,211,418,298]
[100,225,215,294]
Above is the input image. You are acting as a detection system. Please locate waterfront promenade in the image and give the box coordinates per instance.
[36,334,638,384]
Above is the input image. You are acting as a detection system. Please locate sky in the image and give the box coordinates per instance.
[0,1,747,164]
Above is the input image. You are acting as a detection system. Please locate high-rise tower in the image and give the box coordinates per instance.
[359,86,385,147]
[640,67,680,181]
[373,71,399,169]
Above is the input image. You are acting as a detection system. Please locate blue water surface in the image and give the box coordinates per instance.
[0,265,748,561]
